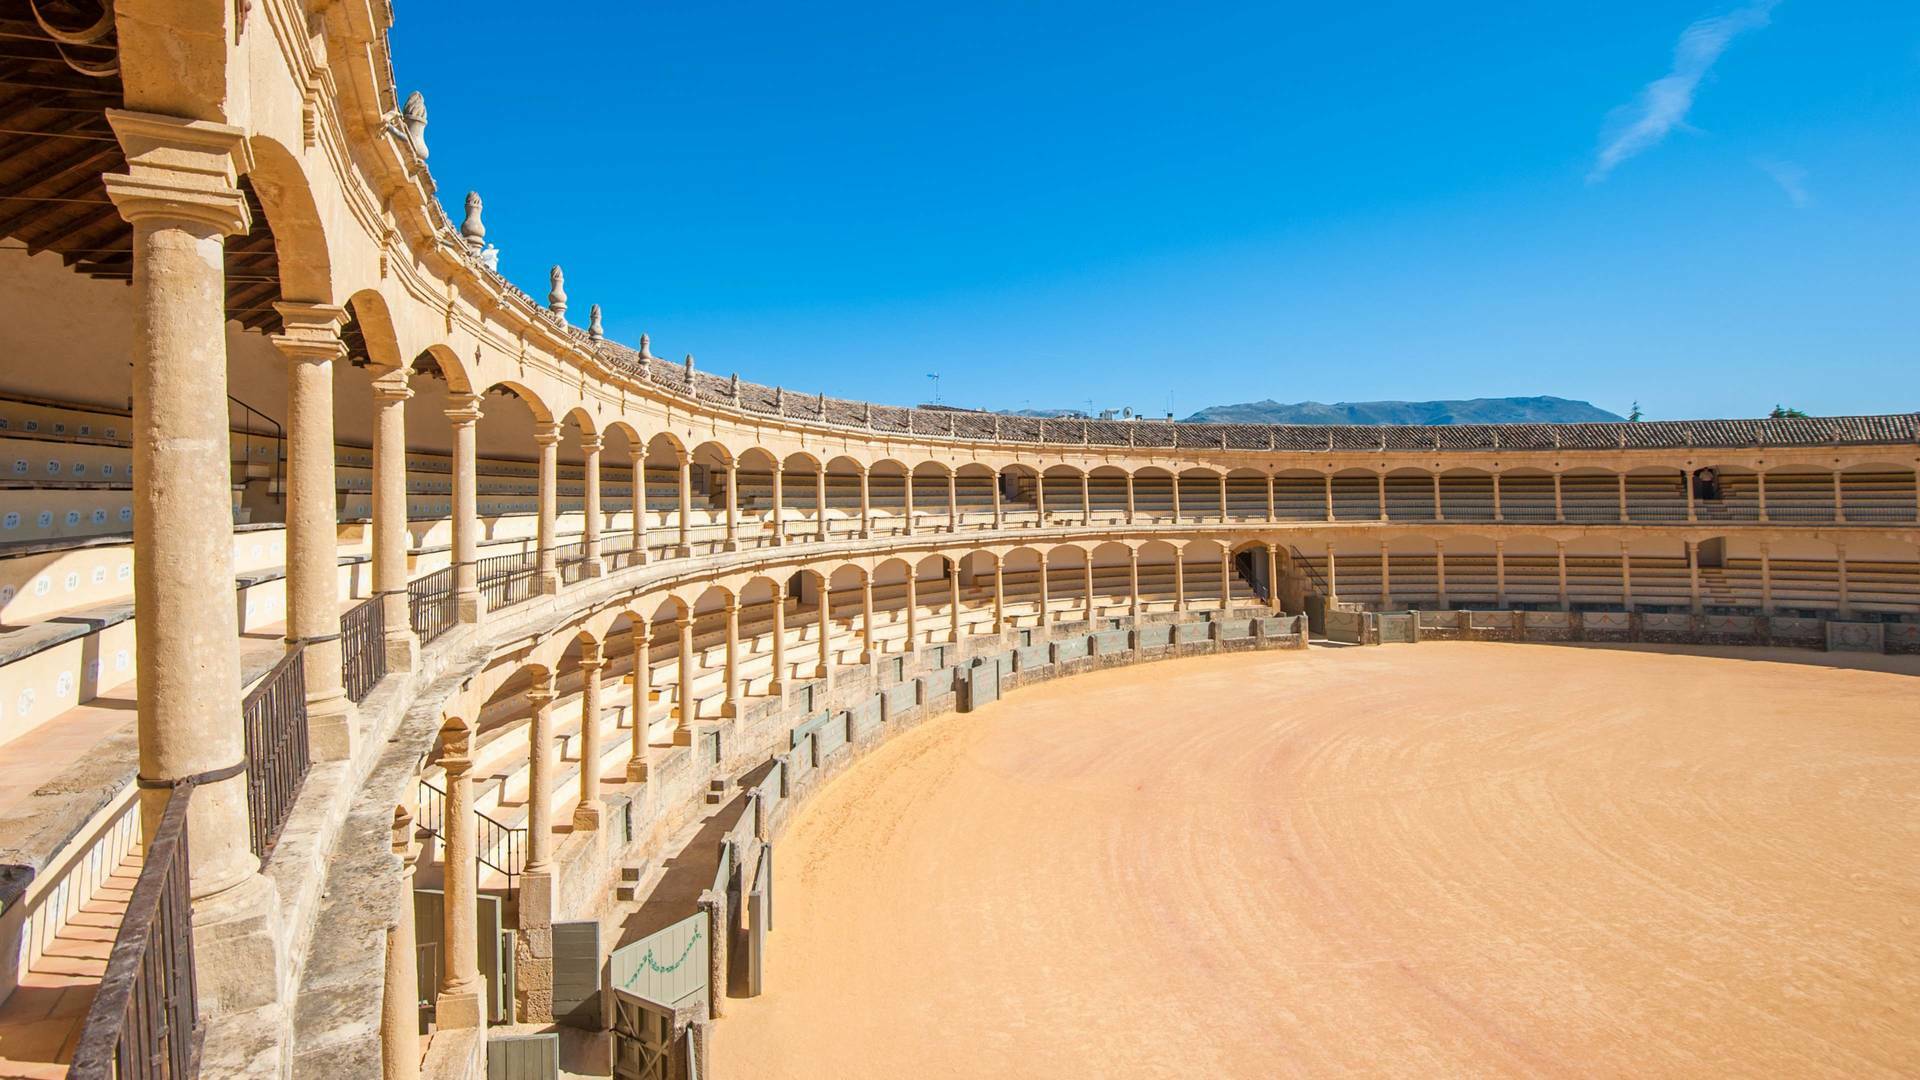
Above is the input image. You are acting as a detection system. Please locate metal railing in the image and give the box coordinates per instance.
[243,648,310,861]
[417,778,526,884]
[478,551,538,612]
[408,566,457,646]
[68,785,200,1080]
[340,596,386,703]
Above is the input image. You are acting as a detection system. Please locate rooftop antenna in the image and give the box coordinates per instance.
[926,372,941,404]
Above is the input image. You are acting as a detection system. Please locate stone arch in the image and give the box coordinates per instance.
[244,135,336,305]
[345,288,405,370]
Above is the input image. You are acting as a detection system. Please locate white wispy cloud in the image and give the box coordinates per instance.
[1589,0,1781,182]
[1756,157,1809,206]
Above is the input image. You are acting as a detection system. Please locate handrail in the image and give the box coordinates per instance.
[227,393,284,501]
[416,778,526,883]
[1288,546,1331,596]
[68,783,201,1080]
[243,646,310,861]
[341,596,387,703]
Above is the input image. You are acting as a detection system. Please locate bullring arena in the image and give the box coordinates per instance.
[0,2,1913,1078]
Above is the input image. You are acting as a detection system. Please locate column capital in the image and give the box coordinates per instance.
[438,724,473,775]
[371,367,414,402]
[269,302,349,364]
[101,110,253,235]
[578,655,607,673]
[579,435,604,454]
[525,685,557,708]
[531,422,563,447]
[444,393,484,426]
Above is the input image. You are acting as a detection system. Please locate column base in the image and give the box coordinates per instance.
[584,558,607,578]
[382,627,418,672]
[672,727,694,747]
[723,539,740,552]
[456,590,483,624]
[538,572,563,595]
[674,545,693,558]
[626,755,653,783]
[767,680,786,700]
[572,802,602,831]
[514,871,555,1024]
[192,872,286,1017]
[433,984,488,1031]
[720,700,738,719]
[306,691,356,763]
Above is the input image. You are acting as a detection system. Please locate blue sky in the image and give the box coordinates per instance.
[393,2,1920,420]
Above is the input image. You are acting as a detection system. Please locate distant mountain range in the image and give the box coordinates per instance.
[991,396,1625,425]
[1184,396,1625,425]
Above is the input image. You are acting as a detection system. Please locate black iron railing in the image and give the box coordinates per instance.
[243,648,310,861]
[68,785,200,1080]
[417,779,525,884]
[478,551,538,612]
[408,566,457,646]
[340,597,386,703]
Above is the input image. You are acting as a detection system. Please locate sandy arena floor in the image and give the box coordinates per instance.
[710,643,1920,1079]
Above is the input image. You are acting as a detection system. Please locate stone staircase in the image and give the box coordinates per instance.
[0,848,142,1078]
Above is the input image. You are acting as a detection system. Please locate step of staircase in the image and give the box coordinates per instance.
[0,848,142,1076]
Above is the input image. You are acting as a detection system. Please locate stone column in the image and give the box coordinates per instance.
[1035,472,1048,526]
[859,575,876,663]
[517,673,557,1024]
[1620,541,1634,611]
[436,721,485,1028]
[575,646,605,830]
[992,557,1006,634]
[1325,542,1339,604]
[1218,473,1229,524]
[722,461,739,552]
[1685,468,1697,523]
[814,467,828,541]
[991,472,1003,530]
[534,422,561,594]
[948,560,963,642]
[905,570,920,648]
[1128,548,1141,625]
[1171,474,1182,525]
[1218,549,1231,610]
[857,466,871,538]
[676,614,697,743]
[103,113,278,983]
[631,448,649,563]
[1686,540,1702,613]
[1553,473,1565,523]
[1833,471,1847,524]
[1836,543,1851,615]
[1617,473,1629,522]
[581,435,605,576]
[446,395,483,624]
[770,466,785,546]
[769,590,788,697]
[903,469,917,536]
[1556,541,1569,610]
[524,675,557,875]
[272,301,355,761]
[1760,542,1773,614]
[1084,558,1097,622]
[1432,474,1444,521]
[626,620,652,782]
[383,806,421,1080]
[1756,471,1769,523]
[1375,473,1387,522]
[1173,550,1187,612]
[1266,472,1277,524]
[1379,541,1393,609]
[949,471,961,532]
[1037,555,1051,628]
[1080,472,1091,526]
[1494,541,1507,606]
[676,455,692,556]
[371,370,417,670]
[1435,541,1448,608]
[1125,472,1136,525]
[721,598,740,717]
[1322,474,1334,521]
[1492,473,1504,522]
[1266,543,1282,611]
[816,579,834,678]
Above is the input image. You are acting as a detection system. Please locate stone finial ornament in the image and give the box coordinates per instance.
[862,402,873,426]
[401,91,428,160]
[819,391,828,416]
[637,332,654,359]
[460,192,485,253]
[728,374,741,401]
[547,266,567,316]
[588,304,604,342]
[774,387,785,410]
[683,354,696,386]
